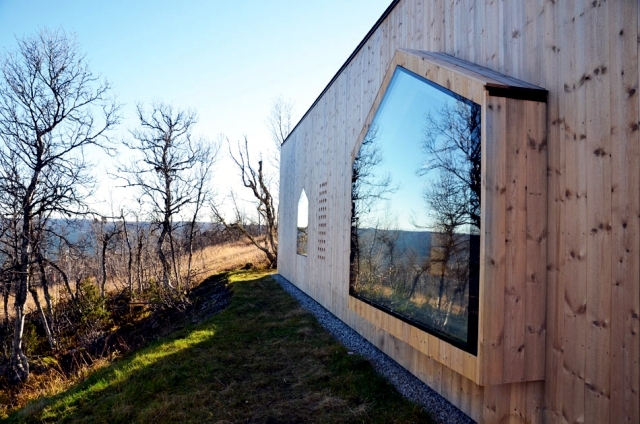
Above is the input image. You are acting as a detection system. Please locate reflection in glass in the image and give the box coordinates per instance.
[349,67,480,352]
[297,189,308,256]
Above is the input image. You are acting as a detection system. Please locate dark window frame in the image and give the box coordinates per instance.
[349,66,480,356]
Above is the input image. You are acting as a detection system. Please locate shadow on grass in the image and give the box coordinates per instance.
[8,272,433,424]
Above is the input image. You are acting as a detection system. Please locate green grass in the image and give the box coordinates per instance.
[7,271,433,423]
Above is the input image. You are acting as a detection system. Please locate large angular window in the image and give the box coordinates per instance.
[350,67,480,353]
[348,50,547,384]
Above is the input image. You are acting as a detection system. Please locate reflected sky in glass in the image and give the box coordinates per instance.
[364,67,466,230]
[365,68,449,229]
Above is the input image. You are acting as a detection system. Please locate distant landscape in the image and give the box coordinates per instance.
[351,227,474,344]
[357,228,433,265]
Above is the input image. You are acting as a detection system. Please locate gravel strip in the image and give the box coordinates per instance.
[272,274,476,424]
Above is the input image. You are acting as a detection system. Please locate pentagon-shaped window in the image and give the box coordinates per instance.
[297,189,308,256]
[350,67,480,353]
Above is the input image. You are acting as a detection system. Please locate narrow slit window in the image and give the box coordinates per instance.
[297,189,309,256]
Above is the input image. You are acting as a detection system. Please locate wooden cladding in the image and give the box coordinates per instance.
[345,49,547,386]
[279,2,640,422]
[479,94,547,385]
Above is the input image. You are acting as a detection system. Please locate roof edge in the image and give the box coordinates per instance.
[281,0,402,146]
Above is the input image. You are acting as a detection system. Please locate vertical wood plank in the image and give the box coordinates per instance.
[443,0,454,54]
[479,94,507,386]
[503,98,527,383]
[525,100,547,382]
[483,383,511,423]
[609,1,640,423]
[584,2,612,422]
[509,382,528,423]
[525,381,545,424]
[561,2,588,423]
[503,0,523,77]
[543,0,564,420]
[522,0,544,86]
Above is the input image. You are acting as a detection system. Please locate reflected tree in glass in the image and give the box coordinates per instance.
[350,123,397,284]
[349,67,480,350]
[420,97,481,230]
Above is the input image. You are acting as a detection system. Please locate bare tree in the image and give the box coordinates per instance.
[29,220,60,351]
[185,148,217,289]
[0,28,119,384]
[92,217,121,298]
[212,137,278,268]
[119,102,217,289]
[350,124,397,286]
[420,100,481,229]
[423,173,472,327]
[415,98,481,335]
[266,96,294,170]
[119,210,134,293]
[211,99,293,269]
[267,96,294,147]
[351,125,396,224]
[133,214,149,293]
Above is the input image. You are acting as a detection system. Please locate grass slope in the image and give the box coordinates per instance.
[7,271,433,423]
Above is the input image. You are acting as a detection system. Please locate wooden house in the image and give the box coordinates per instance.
[278,1,639,422]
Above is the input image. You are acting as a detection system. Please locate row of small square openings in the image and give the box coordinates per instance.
[317,182,328,260]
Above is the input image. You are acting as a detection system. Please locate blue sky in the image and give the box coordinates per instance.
[365,68,456,231]
[0,0,392,213]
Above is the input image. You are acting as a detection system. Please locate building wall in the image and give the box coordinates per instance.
[278,1,640,422]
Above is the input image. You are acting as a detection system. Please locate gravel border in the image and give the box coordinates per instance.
[272,274,475,424]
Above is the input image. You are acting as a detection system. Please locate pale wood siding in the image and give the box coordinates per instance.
[278,1,640,422]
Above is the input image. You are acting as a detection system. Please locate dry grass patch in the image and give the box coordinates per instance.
[0,238,267,320]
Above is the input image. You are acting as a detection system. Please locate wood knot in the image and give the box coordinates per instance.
[539,138,547,151]
[592,319,608,328]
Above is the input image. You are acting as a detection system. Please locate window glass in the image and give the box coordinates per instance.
[350,67,480,352]
[297,189,308,256]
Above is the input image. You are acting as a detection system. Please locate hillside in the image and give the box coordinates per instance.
[6,271,433,423]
